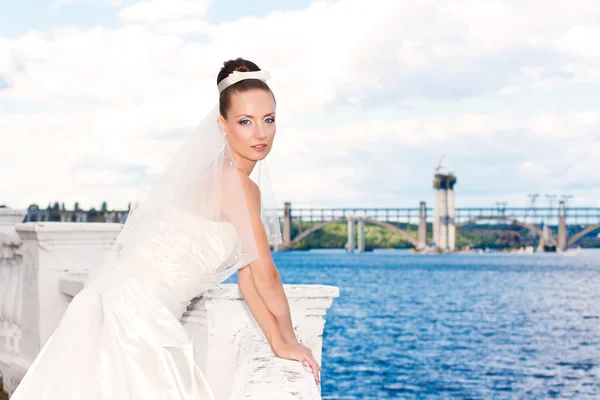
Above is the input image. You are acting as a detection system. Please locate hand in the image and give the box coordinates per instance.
[272,340,321,384]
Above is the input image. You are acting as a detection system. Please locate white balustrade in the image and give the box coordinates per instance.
[1,221,121,394]
[0,226,23,368]
[0,219,339,399]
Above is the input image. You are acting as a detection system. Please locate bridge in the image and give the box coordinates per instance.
[276,202,600,252]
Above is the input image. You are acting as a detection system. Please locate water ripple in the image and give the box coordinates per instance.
[266,249,600,399]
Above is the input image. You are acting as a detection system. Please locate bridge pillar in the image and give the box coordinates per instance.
[538,225,551,252]
[282,202,292,249]
[432,172,457,252]
[433,190,440,247]
[448,188,456,251]
[558,200,567,251]
[438,188,448,250]
[357,217,365,253]
[418,201,427,250]
[346,217,355,252]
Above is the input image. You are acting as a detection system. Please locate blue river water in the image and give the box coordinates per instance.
[266,249,600,399]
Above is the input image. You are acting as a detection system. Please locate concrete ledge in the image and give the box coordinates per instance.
[230,334,321,400]
[0,209,26,227]
[15,222,122,250]
[58,273,338,399]
[59,273,339,302]
[58,272,89,297]
[202,283,340,300]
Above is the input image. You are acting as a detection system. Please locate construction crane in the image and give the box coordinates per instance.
[434,154,445,174]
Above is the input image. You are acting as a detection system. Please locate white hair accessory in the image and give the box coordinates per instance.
[217,70,271,93]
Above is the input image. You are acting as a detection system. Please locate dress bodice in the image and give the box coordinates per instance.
[13,213,233,400]
[105,208,240,317]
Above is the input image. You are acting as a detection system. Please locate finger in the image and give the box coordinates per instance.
[308,358,320,384]
[309,355,321,372]
[314,358,321,378]
[300,357,318,383]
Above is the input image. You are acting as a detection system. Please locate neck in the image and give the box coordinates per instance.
[231,152,256,176]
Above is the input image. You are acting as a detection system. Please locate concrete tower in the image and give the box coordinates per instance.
[432,172,457,251]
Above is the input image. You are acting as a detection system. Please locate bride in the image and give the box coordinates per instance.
[10,57,320,399]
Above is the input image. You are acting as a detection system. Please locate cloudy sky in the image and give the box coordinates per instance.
[1,0,599,211]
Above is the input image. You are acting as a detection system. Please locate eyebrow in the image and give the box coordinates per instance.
[235,112,275,118]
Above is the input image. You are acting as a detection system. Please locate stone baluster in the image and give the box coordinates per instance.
[1,222,121,393]
[0,225,24,389]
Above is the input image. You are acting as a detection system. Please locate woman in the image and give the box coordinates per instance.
[10,57,320,399]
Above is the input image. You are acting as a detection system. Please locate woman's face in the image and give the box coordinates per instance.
[220,89,276,162]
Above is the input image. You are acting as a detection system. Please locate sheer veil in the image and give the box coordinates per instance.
[84,102,282,289]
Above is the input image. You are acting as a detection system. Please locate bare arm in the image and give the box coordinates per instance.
[237,266,285,348]
[222,169,320,383]
[237,262,320,384]
[237,172,297,344]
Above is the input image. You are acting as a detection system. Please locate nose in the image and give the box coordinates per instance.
[254,124,268,140]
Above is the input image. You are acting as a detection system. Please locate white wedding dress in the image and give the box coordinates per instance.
[11,209,240,399]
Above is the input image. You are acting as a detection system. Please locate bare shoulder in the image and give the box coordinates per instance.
[235,169,261,208]
[219,168,260,204]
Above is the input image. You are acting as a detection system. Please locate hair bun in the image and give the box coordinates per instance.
[217,57,274,117]
[217,58,260,85]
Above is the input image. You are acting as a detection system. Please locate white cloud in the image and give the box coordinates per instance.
[520,161,552,176]
[53,0,126,6]
[73,168,141,186]
[270,111,600,206]
[1,0,599,210]
[118,0,211,23]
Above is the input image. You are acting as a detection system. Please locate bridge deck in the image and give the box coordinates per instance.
[277,207,600,225]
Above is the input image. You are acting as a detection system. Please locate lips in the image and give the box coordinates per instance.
[251,144,268,151]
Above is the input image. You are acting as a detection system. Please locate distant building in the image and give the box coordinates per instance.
[24,204,129,224]
[24,205,53,222]
[103,210,129,223]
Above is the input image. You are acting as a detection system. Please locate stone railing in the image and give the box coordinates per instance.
[0,209,26,227]
[0,220,122,394]
[0,208,27,395]
[0,226,23,381]
[0,218,339,399]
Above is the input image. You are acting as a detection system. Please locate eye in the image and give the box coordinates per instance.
[239,119,251,125]
[264,117,275,124]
